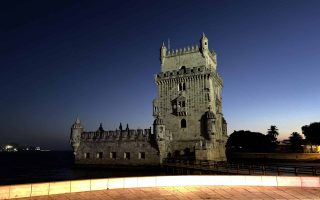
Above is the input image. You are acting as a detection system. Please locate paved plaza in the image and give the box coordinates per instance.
[17,186,320,200]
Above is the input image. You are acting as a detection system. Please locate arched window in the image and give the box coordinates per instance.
[181,119,187,128]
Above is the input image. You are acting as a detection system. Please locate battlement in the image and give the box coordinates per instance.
[80,128,153,142]
[155,65,223,85]
[165,45,216,60]
[165,44,199,56]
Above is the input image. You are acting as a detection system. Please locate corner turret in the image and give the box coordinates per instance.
[160,42,167,65]
[222,117,227,136]
[205,109,216,139]
[200,32,209,53]
[70,117,84,155]
[200,33,216,69]
[153,114,165,140]
[153,113,168,164]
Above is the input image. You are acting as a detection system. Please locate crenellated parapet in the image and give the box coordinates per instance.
[155,65,223,86]
[165,44,199,56]
[165,45,216,60]
[80,128,153,142]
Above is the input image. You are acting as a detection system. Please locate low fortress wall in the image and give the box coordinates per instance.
[1,175,320,199]
[228,153,320,161]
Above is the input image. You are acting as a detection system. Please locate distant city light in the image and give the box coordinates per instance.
[1,144,43,152]
[5,145,13,149]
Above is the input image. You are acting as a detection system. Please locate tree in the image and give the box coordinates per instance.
[226,130,272,153]
[302,122,320,145]
[266,125,279,149]
[288,132,303,152]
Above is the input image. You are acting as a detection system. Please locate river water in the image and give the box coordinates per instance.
[0,151,164,185]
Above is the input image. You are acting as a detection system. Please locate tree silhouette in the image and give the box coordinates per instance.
[266,125,279,150]
[267,125,279,139]
[288,132,303,152]
[226,130,272,153]
[302,122,320,145]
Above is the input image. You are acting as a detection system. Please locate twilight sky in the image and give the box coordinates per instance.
[1,0,320,150]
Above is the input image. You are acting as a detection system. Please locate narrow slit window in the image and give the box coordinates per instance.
[181,119,187,128]
[178,83,186,91]
[182,101,185,107]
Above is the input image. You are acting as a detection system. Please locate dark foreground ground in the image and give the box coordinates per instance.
[17,186,320,200]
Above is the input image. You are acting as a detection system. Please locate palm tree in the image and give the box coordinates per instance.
[267,125,279,139]
[267,125,279,150]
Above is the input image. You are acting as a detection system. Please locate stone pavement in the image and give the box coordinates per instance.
[17,186,320,200]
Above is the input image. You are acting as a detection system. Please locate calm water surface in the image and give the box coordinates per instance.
[0,151,164,185]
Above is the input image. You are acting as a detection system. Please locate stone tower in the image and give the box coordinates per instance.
[70,117,83,155]
[153,33,228,162]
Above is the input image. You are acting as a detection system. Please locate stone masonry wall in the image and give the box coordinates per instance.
[75,129,160,165]
[75,140,159,165]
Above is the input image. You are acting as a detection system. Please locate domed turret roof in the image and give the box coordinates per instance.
[75,116,80,124]
[201,32,207,39]
[72,116,83,128]
[97,123,104,132]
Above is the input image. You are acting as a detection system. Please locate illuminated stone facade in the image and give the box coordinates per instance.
[70,34,227,165]
[153,33,227,163]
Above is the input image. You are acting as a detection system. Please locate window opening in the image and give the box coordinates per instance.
[110,152,116,159]
[178,101,186,107]
[178,83,186,91]
[181,119,187,128]
[97,152,103,159]
[124,152,130,160]
[139,152,145,159]
[84,153,90,159]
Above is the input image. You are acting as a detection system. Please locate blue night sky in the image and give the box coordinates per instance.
[1,0,320,150]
